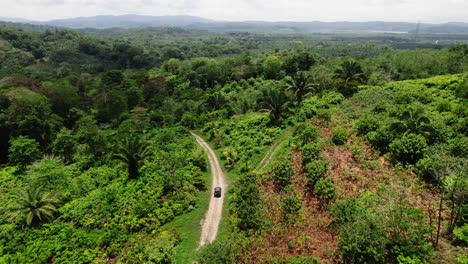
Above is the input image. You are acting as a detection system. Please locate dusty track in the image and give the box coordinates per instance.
[191,132,226,248]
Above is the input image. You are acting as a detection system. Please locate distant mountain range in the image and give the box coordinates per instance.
[1,15,468,34]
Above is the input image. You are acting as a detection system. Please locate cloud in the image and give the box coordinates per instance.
[2,0,468,22]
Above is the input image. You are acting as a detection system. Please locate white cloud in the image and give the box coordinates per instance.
[1,0,467,22]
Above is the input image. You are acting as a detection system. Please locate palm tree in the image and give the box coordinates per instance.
[334,60,366,96]
[10,186,59,226]
[283,71,317,104]
[112,136,149,179]
[206,92,229,111]
[259,86,292,124]
[390,107,435,138]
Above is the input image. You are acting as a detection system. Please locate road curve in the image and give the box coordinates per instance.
[191,132,226,248]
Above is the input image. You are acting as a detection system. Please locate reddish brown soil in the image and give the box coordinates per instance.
[239,117,442,263]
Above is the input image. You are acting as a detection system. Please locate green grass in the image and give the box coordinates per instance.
[195,132,233,241]
[163,175,210,263]
[164,133,232,263]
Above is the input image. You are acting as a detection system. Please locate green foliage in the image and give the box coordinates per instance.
[301,142,321,165]
[272,160,294,190]
[334,60,366,96]
[332,186,433,263]
[263,55,283,80]
[284,71,317,103]
[196,240,233,264]
[282,194,302,215]
[390,133,428,164]
[304,159,328,186]
[453,224,468,246]
[292,123,319,146]
[51,128,78,163]
[145,230,180,264]
[331,127,349,145]
[390,106,435,138]
[112,135,149,179]
[260,84,292,124]
[8,136,41,169]
[313,177,337,204]
[354,114,380,135]
[231,173,262,232]
[321,90,345,104]
[366,126,395,153]
[288,256,321,264]
[9,186,59,226]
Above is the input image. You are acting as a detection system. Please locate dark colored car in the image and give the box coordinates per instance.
[214,187,222,197]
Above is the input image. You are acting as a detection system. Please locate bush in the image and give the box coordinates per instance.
[196,240,233,264]
[8,136,42,169]
[314,177,337,204]
[333,187,433,263]
[301,142,321,165]
[390,133,428,164]
[304,159,328,186]
[453,224,468,246]
[52,128,78,164]
[288,256,321,264]
[282,195,301,215]
[272,160,294,190]
[366,127,395,153]
[449,136,468,157]
[322,91,345,104]
[293,124,319,146]
[354,115,380,135]
[331,127,349,145]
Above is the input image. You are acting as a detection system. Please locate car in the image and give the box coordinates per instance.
[214,187,222,197]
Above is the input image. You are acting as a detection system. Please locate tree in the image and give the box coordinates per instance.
[8,136,41,169]
[259,85,291,124]
[284,71,317,104]
[334,60,366,96]
[231,173,262,232]
[112,136,149,179]
[51,128,78,164]
[9,186,59,226]
[283,50,316,75]
[263,56,283,80]
[389,133,428,164]
[390,106,435,138]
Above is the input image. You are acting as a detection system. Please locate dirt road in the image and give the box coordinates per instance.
[191,132,226,248]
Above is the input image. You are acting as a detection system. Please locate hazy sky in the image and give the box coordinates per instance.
[2,0,468,23]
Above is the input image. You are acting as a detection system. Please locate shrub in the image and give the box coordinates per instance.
[314,177,337,204]
[272,160,294,190]
[331,127,349,145]
[354,115,380,135]
[304,159,328,186]
[288,256,321,264]
[282,195,301,215]
[390,133,428,164]
[52,128,78,164]
[293,124,319,146]
[8,136,42,169]
[453,224,468,246]
[449,136,468,157]
[366,127,395,153]
[196,240,233,264]
[316,109,331,120]
[301,142,321,165]
[322,91,345,104]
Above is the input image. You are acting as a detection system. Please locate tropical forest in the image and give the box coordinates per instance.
[0,14,467,264]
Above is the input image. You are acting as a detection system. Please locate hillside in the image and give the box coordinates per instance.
[198,74,467,263]
[0,22,466,263]
[2,15,468,35]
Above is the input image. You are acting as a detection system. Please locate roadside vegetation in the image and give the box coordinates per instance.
[0,23,466,263]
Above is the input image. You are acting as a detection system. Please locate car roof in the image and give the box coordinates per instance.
[214,187,222,190]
